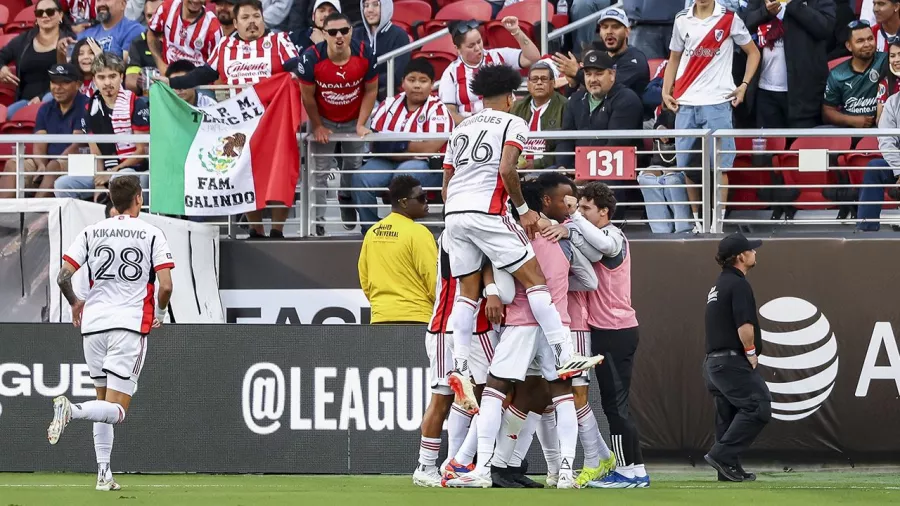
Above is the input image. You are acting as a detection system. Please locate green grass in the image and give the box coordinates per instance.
[2,472,900,505]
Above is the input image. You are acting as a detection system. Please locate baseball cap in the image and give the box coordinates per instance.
[582,50,615,71]
[598,7,629,27]
[717,233,762,259]
[313,0,342,12]
[48,63,81,82]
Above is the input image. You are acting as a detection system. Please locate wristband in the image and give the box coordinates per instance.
[515,203,530,216]
[483,283,499,298]
[744,346,756,356]
[155,306,167,321]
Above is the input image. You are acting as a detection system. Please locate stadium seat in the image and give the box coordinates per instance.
[0,4,10,32]
[484,0,554,49]
[828,56,850,70]
[411,33,457,78]
[392,0,432,39]
[550,13,568,30]
[0,103,8,123]
[0,83,15,107]
[0,31,16,49]
[777,136,851,209]
[839,136,880,169]
[3,3,33,33]
[0,0,24,21]
[1,101,39,134]
[422,0,493,37]
[727,136,786,210]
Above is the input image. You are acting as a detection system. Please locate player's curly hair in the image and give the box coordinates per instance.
[510,181,543,220]
[580,181,616,216]
[470,64,523,100]
[389,175,421,206]
[536,172,578,199]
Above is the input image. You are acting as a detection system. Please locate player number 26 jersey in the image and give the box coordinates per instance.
[442,109,529,216]
[63,215,175,336]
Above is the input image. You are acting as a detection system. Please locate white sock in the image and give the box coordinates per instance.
[449,297,477,374]
[618,464,635,479]
[492,405,527,468]
[576,404,609,467]
[525,286,567,346]
[634,463,647,478]
[474,387,506,473]
[448,404,473,460]
[418,436,441,467]
[93,423,113,479]
[455,414,478,465]
[536,407,560,475]
[553,394,577,477]
[72,401,124,424]
[509,411,541,468]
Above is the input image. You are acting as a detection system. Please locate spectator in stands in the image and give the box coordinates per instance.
[54,52,149,201]
[0,64,89,199]
[214,0,236,37]
[61,0,96,33]
[59,0,144,57]
[259,0,290,31]
[290,0,338,52]
[351,59,451,234]
[124,0,164,94]
[571,0,612,52]
[743,0,835,129]
[873,0,900,51]
[439,19,541,125]
[358,175,436,324]
[637,109,693,233]
[876,35,900,118]
[625,0,683,60]
[0,0,75,119]
[662,0,759,226]
[71,38,101,97]
[510,61,566,172]
[823,21,886,127]
[300,12,378,234]
[125,0,149,22]
[859,80,900,230]
[147,0,222,75]
[354,0,409,99]
[165,59,218,106]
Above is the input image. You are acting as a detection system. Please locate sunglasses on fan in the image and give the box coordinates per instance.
[325,27,351,36]
[35,7,59,17]
[450,20,480,36]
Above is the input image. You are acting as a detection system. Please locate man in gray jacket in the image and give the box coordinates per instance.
[857,90,900,231]
[624,0,684,59]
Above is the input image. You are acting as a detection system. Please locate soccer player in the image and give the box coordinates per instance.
[440,64,601,413]
[48,175,174,492]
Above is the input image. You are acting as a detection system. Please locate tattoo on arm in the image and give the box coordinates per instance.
[57,266,78,305]
[500,144,524,207]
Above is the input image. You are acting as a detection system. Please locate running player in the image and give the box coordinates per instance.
[49,176,174,492]
[440,64,600,411]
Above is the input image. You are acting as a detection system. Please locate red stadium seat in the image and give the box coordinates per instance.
[411,34,457,80]
[0,82,15,107]
[422,0,493,37]
[727,136,786,210]
[0,4,10,31]
[0,103,8,123]
[839,136,881,170]
[550,13,567,30]
[0,0,25,21]
[776,136,852,209]
[484,0,554,49]
[828,56,850,70]
[3,3,33,33]
[647,57,666,78]
[392,0,432,39]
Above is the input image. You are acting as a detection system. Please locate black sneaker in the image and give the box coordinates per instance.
[704,454,743,482]
[315,225,325,237]
[269,229,284,239]
[247,229,266,240]
[718,470,756,482]
[508,471,544,488]
[490,466,524,488]
[338,196,356,230]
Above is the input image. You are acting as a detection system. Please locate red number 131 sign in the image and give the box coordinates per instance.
[574,146,637,180]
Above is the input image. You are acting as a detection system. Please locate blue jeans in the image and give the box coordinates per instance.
[856,158,895,231]
[570,0,612,52]
[630,24,674,60]
[638,171,694,233]
[675,102,735,173]
[351,158,441,233]
[54,168,149,200]
[7,92,53,119]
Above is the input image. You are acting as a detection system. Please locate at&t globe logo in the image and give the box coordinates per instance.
[759,297,839,421]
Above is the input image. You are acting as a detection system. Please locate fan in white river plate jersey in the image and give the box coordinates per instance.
[442,109,529,215]
[62,215,175,336]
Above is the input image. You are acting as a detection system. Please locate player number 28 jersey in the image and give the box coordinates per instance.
[63,215,175,336]
[442,109,529,216]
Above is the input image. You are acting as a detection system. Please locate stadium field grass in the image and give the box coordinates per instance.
[2,471,899,505]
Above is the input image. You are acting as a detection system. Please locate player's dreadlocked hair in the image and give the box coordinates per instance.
[510,181,543,220]
[470,64,524,100]
[580,181,617,217]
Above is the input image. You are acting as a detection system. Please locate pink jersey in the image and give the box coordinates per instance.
[586,236,638,330]
[566,291,589,332]
[504,236,570,327]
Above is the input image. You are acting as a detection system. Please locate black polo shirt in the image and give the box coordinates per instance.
[704,266,762,354]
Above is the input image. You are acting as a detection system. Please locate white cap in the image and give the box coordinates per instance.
[313,0,342,13]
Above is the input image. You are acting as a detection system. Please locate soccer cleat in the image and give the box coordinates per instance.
[556,472,575,489]
[444,469,492,488]
[47,396,72,445]
[509,472,544,488]
[490,467,524,488]
[633,475,650,488]
[443,458,474,480]
[557,354,604,380]
[599,452,617,477]
[447,371,479,415]
[586,471,637,489]
[96,475,121,491]
[546,473,558,488]
[413,465,443,487]
[575,465,604,488]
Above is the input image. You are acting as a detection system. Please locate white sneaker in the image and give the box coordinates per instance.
[47,396,72,445]
[444,468,492,488]
[546,473,558,488]
[556,354,604,381]
[96,475,121,491]
[447,371,479,415]
[557,472,575,489]
[412,465,443,488]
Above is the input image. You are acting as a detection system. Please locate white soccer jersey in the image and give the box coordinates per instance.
[62,215,174,336]
[438,48,522,115]
[149,0,222,66]
[669,2,751,106]
[442,108,529,215]
[207,31,298,87]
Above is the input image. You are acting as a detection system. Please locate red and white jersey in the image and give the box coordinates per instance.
[371,92,453,134]
[149,0,222,66]
[523,100,548,160]
[207,31,298,86]
[583,224,638,330]
[428,234,490,334]
[61,0,96,23]
[505,235,571,327]
[442,108,529,215]
[874,23,896,52]
[438,48,522,115]
[669,2,751,106]
[62,215,175,336]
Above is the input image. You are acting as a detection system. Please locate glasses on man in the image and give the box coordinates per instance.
[405,193,427,204]
[847,19,872,29]
[35,8,59,17]
[325,27,351,36]
[529,76,551,83]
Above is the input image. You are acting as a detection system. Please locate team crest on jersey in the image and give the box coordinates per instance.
[262,39,273,50]
[714,29,724,42]
[198,133,247,174]
[417,114,426,124]
[194,39,204,50]
[242,45,252,55]
[870,69,881,83]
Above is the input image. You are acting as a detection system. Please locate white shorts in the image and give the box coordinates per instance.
[571,330,592,387]
[83,329,148,396]
[426,331,453,396]
[444,213,535,278]
[470,329,499,385]
[490,326,559,382]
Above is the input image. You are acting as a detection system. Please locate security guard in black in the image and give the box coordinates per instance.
[702,233,771,483]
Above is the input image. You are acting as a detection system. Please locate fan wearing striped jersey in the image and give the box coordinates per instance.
[147,0,222,74]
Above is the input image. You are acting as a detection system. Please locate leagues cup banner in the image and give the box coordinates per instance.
[149,74,301,216]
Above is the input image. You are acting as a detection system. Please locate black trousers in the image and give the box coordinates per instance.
[590,326,643,467]
[702,354,772,466]
[756,89,820,129]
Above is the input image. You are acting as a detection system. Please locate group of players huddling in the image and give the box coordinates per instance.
[415,65,648,489]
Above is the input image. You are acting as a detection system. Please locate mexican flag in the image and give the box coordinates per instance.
[149,74,301,216]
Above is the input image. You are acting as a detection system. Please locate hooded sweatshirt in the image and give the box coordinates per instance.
[353,0,410,98]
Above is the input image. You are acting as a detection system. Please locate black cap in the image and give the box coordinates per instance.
[582,50,615,71]
[717,233,762,259]
[48,63,82,82]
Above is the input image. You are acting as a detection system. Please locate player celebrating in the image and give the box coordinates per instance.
[48,176,174,492]
[440,64,600,411]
